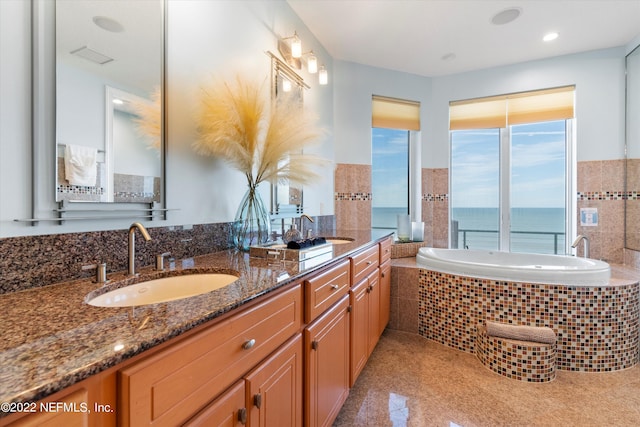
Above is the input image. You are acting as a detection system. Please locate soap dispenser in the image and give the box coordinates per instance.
[283,223,302,244]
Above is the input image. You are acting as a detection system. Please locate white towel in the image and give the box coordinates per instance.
[64,144,97,186]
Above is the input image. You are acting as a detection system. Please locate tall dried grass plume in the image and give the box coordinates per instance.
[131,87,162,151]
[193,76,327,188]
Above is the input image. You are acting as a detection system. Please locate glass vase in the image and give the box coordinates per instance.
[232,185,271,251]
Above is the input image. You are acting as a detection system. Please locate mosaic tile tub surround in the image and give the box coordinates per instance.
[418,270,639,372]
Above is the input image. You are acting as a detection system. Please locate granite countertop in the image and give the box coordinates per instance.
[0,230,392,407]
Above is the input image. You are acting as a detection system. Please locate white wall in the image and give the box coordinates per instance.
[427,48,627,167]
[333,61,431,165]
[0,0,334,237]
[333,47,626,169]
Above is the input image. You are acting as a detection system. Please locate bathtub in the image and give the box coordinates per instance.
[416,247,611,286]
[414,248,638,371]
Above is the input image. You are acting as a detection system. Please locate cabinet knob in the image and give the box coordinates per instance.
[311,340,319,351]
[238,408,248,425]
[366,261,373,265]
[242,339,256,350]
[330,284,339,290]
[254,393,262,409]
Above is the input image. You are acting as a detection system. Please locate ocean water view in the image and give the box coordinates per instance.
[372,206,566,254]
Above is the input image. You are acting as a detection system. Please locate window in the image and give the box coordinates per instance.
[449,86,575,254]
[371,96,420,231]
[372,128,410,229]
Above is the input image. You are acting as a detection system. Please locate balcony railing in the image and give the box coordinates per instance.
[454,228,566,254]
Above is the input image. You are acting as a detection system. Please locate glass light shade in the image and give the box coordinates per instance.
[307,53,318,73]
[282,78,292,92]
[291,34,302,58]
[318,65,328,85]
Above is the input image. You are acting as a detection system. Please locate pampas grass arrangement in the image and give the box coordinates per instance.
[131,87,162,151]
[194,75,326,249]
[194,76,325,188]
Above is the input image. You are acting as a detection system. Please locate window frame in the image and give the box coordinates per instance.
[449,119,575,254]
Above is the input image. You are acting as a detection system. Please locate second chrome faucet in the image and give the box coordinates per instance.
[128,222,151,275]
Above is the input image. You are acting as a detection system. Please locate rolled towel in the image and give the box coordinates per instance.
[64,144,97,186]
[485,321,556,345]
[287,239,313,250]
[310,237,327,246]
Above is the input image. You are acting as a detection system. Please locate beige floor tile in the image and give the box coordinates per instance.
[334,330,640,427]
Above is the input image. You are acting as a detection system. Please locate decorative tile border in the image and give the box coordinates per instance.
[418,269,639,372]
[422,193,448,202]
[475,325,556,382]
[577,191,638,201]
[334,192,372,201]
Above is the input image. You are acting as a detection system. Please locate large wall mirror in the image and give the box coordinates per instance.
[31,0,165,222]
[626,44,640,250]
[268,53,308,218]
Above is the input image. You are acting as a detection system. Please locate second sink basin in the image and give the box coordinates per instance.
[87,273,239,308]
[323,238,354,245]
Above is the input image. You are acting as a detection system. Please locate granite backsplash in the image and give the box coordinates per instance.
[0,215,335,294]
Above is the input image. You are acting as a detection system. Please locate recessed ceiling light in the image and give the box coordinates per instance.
[92,16,124,33]
[543,32,559,42]
[491,7,522,25]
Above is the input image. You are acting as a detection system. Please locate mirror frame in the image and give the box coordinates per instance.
[268,52,308,218]
[625,43,640,250]
[30,0,166,224]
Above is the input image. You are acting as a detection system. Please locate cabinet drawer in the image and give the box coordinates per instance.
[351,245,379,285]
[119,284,303,427]
[379,237,392,264]
[304,259,350,323]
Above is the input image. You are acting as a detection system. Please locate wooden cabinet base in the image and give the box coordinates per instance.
[305,295,350,427]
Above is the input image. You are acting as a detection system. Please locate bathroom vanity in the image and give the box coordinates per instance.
[0,232,393,427]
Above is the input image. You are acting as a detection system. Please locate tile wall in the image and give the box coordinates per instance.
[576,159,627,263]
[335,160,633,263]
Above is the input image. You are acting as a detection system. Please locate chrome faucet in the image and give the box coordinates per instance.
[300,214,314,239]
[571,235,590,258]
[128,222,151,275]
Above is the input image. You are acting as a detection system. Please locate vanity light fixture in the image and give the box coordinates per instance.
[282,31,302,58]
[282,77,292,92]
[543,32,559,42]
[318,65,328,85]
[304,51,318,73]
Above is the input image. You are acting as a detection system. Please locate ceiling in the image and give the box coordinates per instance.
[287,0,640,77]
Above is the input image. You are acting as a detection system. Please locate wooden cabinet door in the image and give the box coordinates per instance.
[366,270,381,357]
[304,295,350,427]
[349,277,369,387]
[245,334,303,427]
[379,260,391,336]
[183,380,247,427]
[119,284,302,427]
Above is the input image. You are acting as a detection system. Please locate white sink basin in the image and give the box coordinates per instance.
[324,238,354,245]
[87,273,239,307]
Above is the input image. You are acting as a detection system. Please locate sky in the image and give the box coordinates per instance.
[372,128,409,208]
[372,121,567,209]
[450,120,566,208]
